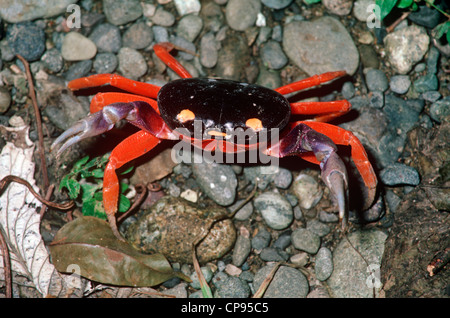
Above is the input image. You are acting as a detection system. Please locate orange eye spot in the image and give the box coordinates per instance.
[177,109,195,123]
[207,130,227,137]
[245,118,263,131]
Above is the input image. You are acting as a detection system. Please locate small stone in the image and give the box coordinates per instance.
[180,189,198,202]
[292,174,323,210]
[6,22,45,61]
[261,0,293,9]
[291,228,321,254]
[353,0,375,22]
[407,4,442,29]
[260,40,288,70]
[232,235,252,266]
[174,0,201,16]
[0,86,11,114]
[225,0,261,31]
[200,32,219,68]
[215,276,250,298]
[0,0,77,23]
[322,0,353,16]
[369,91,384,108]
[61,32,97,61]
[413,74,438,93]
[93,52,118,74]
[290,252,309,267]
[254,192,293,230]
[342,81,355,99]
[380,163,420,186]
[151,7,175,27]
[251,227,272,251]
[64,60,92,81]
[122,21,153,50]
[365,69,388,92]
[389,75,411,94]
[430,98,450,123]
[225,264,242,277]
[117,47,147,80]
[306,220,331,237]
[89,23,122,53]
[315,247,333,281]
[177,15,203,42]
[228,199,253,221]
[103,0,142,25]
[41,48,63,73]
[190,266,213,289]
[259,247,286,262]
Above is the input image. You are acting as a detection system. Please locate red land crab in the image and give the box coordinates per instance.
[51,42,377,240]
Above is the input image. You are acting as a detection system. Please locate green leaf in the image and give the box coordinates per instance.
[91,168,104,179]
[119,165,134,175]
[433,21,450,39]
[80,183,99,201]
[73,156,90,172]
[397,0,412,9]
[118,194,130,213]
[376,0,398,20]
[66,178,81,199]
[49,216,190,287]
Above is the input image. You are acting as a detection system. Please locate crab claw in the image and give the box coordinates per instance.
[320,152,349,230]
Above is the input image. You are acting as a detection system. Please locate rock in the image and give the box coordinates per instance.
[0,86,11,114]
[93,52,118,74]
[190,266,213,289]
[41,48,64,73]
[126,196,236,264]
[61,32,97,61]
[174,0,201,16]
[260,40,288,70]
[122,21,153,50]
[117,47,148,80]
[322,0,353,16]
[283,16,359,76]
[430,98,450,123]
[64,60,93,81]
[253,264,309,298]
[261,0,293,9]
[315,247,333,281]
[306,220,331,237]
[359,44,380,69]
[103,0,142,25]
[177,15,203,42]
[191,157,237,206]
[413,74,438,93]
[342,82,355,99]
[380,163,420,186]
[291,228,321,254]
[225,0,261,31]
[407,4,442,29]
[251,227,272,251]
[365,69,388,92]
[200,32,219,68]
[383,25,429,74]
[215,276,251,298]
[327,228,387,297]
[89,23,122,53]
[292,174,323,210]
[228,199,253,221]
[215,33,250,80]
[151,7,176,27]
[389,75,411,94]
[353,0,375,22]
[232,235,252,266]
[254,192,293,230]
[0,0,77,23]
[6,22,45,61]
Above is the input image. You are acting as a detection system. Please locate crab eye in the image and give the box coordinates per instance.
[245,118,263,132]
[176,109,195,123]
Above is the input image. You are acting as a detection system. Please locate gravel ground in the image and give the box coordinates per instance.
[0,0,448,298]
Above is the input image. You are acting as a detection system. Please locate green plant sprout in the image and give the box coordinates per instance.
[376,0,450,43]
[60,154,133,220]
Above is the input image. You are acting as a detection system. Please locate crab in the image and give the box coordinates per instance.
[51,42,377,240]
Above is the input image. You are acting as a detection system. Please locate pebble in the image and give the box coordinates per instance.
[261,0,293,9]
[359,44,380,69]
[290,252,309,267]
[177,15,203,42]
[254,192,293,230]
[251,227,272,251]
[353,0,375,22]
[365,69,388,92]
[117,47,148,80]
[151,7,176,27]
[314,247,333,281]
[413,74,438,93]
[341,81,355,99]
[174,0,202,16]
[306,220,331,238]
[383,25,429,74]
[0,0,76,23]
[253,264,309,298]
[407,4,442,29]
[190,266,213,289]
[291,228,321,254]
[122,21,153,50]
[369,91,384,108]
[260,40,288,70]
[232,235,252,266]
[283,16,359,76]
[318,210,339,223]
[292,174,323,210]
[6,22,45,61]
[228,199,253,221]
[225,0,261,31]
[61,32,97,61]
[89,23,122,53]
[273,231,292,250]
[0,86,11,114]
[93,52,118,74]
[426,47,440,74]
[322,0,353,16]
[200,32,219,68]
[41,48,63,73]
[259,247,287,262]
[64,60,93,81]
[103,0,142,25]
[389,75,411,94]
[191,157,237,206]
[214,275,251,298]
[380,163,421,186]
[430,98,450,123]
[327,228,387,297]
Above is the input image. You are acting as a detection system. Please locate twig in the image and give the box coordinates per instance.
[0,175,74,210]
[39,184,55,220]
[0,227,12,298]
[16,55,49,190]
[252,262,281,298]
[386,11,411,33]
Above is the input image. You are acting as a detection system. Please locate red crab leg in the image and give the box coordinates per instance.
[153,42,193,79]
[290,99,351,122]
[103,130,161,239]
[293,121,377,210]
[68,74,162,98]
[275,71,347,95]
[90,92,159,113]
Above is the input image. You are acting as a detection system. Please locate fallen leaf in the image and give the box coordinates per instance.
[49,216,190,287]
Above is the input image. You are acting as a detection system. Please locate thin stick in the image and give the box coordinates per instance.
[0,227,12,298]
[40,184,55,220]
[16,55,49,190]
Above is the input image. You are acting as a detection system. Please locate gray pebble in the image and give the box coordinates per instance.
[41,48,63,73]
[225,0,261,31]
[389,75,411,94]
[292,174,323,210]
[261,40,288,70]
[89,23,122,53]
[259,247,287,262]
[413,73,438,93]
[0,87,11,114]
[228,199,253,221]
[122,21,153,50]
[430,98,450,123]
[306,220,331,237]
[421,91,441,103]
[251,227,271,251]
[314,247,333,281]
[177,14,203,42]
[253,264,309,298]
[152,7,175,27]
[93,52,118,74]
[103,0,142,25]
[318,210,339,223]
[369,91,384,108]
[273,232,291,250]
[380,163,420,186]
[117,47,147,80]
[342,81,355,99]
[215,276,251,298]
[6,22,45,61]
[232,235,252,267]
[152,25,170,43]
[291,228,321,254]
[64,60,92,81]
[262,0,293,9]
[254,192,293,230]
[365,69,388,92]
[200,32,219,68]
[190,266,213,289]
[171,36,196,61]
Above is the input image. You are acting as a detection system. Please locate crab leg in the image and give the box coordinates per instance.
[153,42,193,79]
[290,100,351,122]
[275,71,347,95]
[89,92,159,113]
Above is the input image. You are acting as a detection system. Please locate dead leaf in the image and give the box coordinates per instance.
[49,216,190,287]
